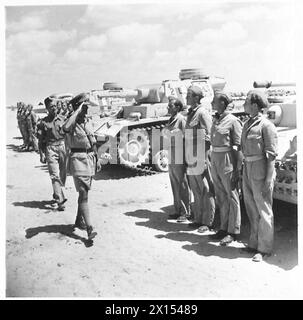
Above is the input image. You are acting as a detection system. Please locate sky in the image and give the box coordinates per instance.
[5,0,297,105]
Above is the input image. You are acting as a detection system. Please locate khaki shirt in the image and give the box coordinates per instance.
[19,110,28,124]
[211,112,242,147]
[241,114,278,158]
[64,117,97,176]
[17,108,23,121]
[25,111,37,134]
[185,105,212,143]
[185,105,212,170]
[37,114,66,145]
[68,120,96,150]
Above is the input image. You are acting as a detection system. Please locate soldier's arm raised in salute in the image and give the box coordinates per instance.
[62,103,83,133]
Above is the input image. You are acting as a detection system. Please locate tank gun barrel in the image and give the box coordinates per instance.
[92,89,139,99]
[253,81,296,88]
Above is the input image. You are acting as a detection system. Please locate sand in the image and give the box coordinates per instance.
[5,109,301,298]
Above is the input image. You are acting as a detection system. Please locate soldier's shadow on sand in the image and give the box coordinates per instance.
[6,144,24,152]
[25,224,94,247]
[6,143,38,154]
[124,206,297,271]
[125,208,195,233]
[34,164,49,172]
[13,200,56,210]
[94,164,155,180]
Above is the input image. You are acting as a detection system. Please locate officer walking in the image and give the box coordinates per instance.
[185,85,215,233]
[37,97,68,211]
[240,90,278,262]
[63,93,101,241]
[209,92,243,245]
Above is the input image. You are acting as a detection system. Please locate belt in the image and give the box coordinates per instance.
[244,154,265,162]
[47,139,65,146]
[212,146,232,152]
[70,148,93,153]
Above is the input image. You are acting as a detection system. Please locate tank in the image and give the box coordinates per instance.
[94,69,226,172]
[253,81,297,204]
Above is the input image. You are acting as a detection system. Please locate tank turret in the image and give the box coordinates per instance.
[102,82,124,90]
[179,68,226,92]
[253,81,296,88]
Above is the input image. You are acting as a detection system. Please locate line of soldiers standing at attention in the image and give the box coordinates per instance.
[163,85,278,262]
[16,102,39,152]
[17,94,102,242]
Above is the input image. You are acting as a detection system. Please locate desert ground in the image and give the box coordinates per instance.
[6,109,301,298]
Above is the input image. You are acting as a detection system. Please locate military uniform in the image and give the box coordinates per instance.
[241,114,278,254]
[25,108,38,151]
[19,105,30,148]
[185,105,215,227]
[163,112,190,216]
[62,92,99,240]
[37,113,67,205]
[16,103,24,144]
[63,118,97,190]
[211,112,242,235]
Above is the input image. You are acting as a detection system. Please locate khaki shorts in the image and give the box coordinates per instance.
[73,176,93,191]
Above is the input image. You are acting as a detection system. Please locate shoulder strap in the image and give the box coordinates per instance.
[80,122,95,150]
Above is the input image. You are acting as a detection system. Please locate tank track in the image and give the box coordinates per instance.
[118,123,168,174]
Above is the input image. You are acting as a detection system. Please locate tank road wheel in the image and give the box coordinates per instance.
[153,149,169,172]
[118,129,150,168]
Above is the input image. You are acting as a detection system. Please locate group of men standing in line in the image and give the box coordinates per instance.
[164,85,278,262]
[16,102,39,152]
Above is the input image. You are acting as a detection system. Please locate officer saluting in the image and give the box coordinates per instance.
[63,93,102,241]
[37,96,68,210]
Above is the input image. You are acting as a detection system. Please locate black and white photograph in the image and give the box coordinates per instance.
[3,0,301,300]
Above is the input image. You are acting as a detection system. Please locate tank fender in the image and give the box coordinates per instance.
[94,119,132,140]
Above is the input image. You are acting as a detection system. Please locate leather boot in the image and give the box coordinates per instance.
[87,226,97,240]
[74,211,86,230]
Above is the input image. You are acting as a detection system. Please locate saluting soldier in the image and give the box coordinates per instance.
[209,93,243,246]
[62,93,102,241]
[185,85,215,233]
[37,97,68,210]
[240,90,278,262]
